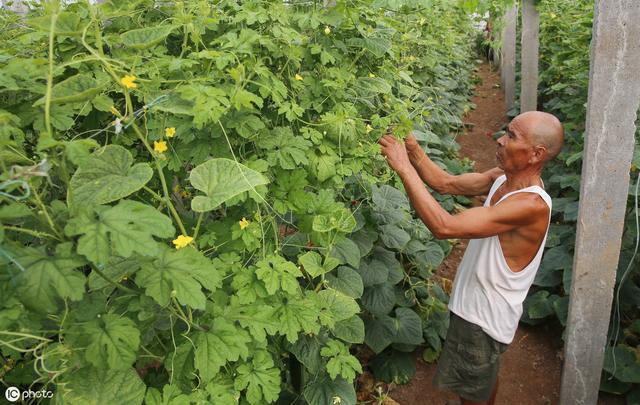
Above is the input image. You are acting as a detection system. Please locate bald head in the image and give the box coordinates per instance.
[512,111,564,163]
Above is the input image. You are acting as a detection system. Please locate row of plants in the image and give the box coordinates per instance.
[0,0,478,403]
[515,0,640,402]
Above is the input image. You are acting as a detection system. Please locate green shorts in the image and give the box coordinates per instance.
[432,312,508,402]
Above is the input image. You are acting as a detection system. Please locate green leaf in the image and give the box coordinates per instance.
[121,25,175,49]
[390,308,424,345]
[136,246,221,309]
[525,290,557,319]
[273,294,320,343]
[303,374,357,405]
[65,200,174,264]
[290,332,326,374]
[311,153,338,182]
[364,315,395,353]
[69,314,140,370]
[255,255,302,295]
[329,237,361,268]
[357,259,389,287]
[10,243,86,313]
[320,340,362,381]
[299,251,340,278]
[189,158,269,212]
[361,283,396,316]
[315,288,360,328]
[325,266,364,298]
[194,318,251,382]
[163,342,195,392]
[372,185,410,210]
[369,349,416,384]
[355,77,392,94]
[39,74,104,105]
[234,351,281,404]
[64,138,99,166]
[380,224,411,250]
[604,345,640,383]
[413,241,445,269]
[69,145,153,207]
[332,315,365,344]
[313,209,357,233]
[257,127,312,169]
[62,368,146,405]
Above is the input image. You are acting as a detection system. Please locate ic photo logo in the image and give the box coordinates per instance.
[5,387,20,402]
[4,386,54,402]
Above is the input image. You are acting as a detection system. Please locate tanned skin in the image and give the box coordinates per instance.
[379,111,564,405]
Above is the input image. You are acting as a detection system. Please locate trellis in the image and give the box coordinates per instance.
[499,1,640,403]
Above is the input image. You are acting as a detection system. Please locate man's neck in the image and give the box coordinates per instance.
[502,168,544,191]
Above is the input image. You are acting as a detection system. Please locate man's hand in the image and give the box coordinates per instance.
[405,132,421,152]
[378,134,413,175]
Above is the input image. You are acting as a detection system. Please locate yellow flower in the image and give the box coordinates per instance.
[239,217,250,230]
[154,140,168,153]
[324,26,331,35]
[368,73,375,78]
[295,74,304,81]
[365,124,373,133]
[332,397,341,405]
[110,106,120,115]
[172,234,194,249]
[165,127,176,138]
[550,12,557,19]
[120,74,137,89]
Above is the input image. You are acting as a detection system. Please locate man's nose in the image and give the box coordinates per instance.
[497,135,506,146]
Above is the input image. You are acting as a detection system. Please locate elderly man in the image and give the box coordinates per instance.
[379,111,564,405]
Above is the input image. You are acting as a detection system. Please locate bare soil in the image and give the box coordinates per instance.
[356,63,624,405]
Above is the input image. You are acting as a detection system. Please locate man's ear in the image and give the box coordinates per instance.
[530,145,547,164]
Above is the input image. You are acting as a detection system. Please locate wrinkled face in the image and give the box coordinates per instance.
[495,117,535,171]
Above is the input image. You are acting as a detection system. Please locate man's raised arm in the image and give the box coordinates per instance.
[405,133,503,196]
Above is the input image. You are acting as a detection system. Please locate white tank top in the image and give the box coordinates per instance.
[448,174,552,344]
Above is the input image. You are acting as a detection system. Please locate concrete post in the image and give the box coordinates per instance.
[520,0,539,112]
[500,5,517,111]
[560,1,640,404]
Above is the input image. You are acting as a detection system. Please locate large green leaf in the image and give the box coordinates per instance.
[320,339,362,381]
[255,255,302,295]
[303,374,357,405]
[325,266,364,298]
[356,259,389,287]
[364,315,395,353]
[65,200,174,264]
[315,288,360,328]
[121,25,176,49]
[33,74,104,106]
[390,308,424,345]
[413,241,445,269]
[299,251,340,278]
[380,224,411,250]
[194,318,251,382]
[361,283,396,316]
[604,345,640,383]
[272,294,320,343]
[62,368,146,405]
[10,243,86,313]
[234,351,281,405]
[329,237,361,268]
[189,158,269,212]
[332,315,365,344]
[290,332,327,374]
[369,349,416,384]
[69,145,153,207]
[68,314,140,370]
[136,246,222,309]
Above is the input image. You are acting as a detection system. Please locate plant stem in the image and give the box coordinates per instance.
[3,226,61,241]
[44,3,60,142]
[192,212,204,240]
[31,190,63,239]
[90,265,141,295]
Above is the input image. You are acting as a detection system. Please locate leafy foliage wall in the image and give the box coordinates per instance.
[0,0,477,403]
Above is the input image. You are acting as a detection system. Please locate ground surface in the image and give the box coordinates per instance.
[358,63,623,405]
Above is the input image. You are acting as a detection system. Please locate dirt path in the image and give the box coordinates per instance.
[376,63,622,405]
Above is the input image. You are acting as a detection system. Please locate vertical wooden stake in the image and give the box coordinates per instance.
[520,0,539,112]
[560,0,640,404]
